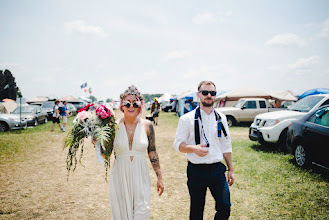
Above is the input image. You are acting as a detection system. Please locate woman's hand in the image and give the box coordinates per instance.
[157,178,164,196]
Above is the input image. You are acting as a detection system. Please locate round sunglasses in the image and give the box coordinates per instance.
[199,90,217,96]
[123,100,141,108]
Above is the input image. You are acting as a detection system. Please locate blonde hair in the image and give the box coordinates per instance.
[198,81,216,91]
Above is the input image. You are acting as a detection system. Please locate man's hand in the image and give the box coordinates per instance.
[157,178,164,196]
[193,144,209,157]
[227,170,235,186]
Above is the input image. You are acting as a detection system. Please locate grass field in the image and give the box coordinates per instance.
[0,110,329,219]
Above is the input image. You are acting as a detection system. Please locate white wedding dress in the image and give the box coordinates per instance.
[109,121,151,220]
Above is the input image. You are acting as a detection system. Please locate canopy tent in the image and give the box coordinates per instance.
[60,95,83,103]
[269,90,297,101]
[299,88,329,99]
[215,87,272,102]
[0,102,17,114]
[78,96,92,103]
[158,93,174,103]
[26,96,49,104]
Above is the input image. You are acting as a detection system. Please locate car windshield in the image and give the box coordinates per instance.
[12,106,35,114]
[42,102,54,108]
[289,96,324,112]
[233,99,245,108]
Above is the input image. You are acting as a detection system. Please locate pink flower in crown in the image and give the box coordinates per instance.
[96,105,112,119]
[77,110,88,121]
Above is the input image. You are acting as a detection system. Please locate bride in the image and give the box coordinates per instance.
[101,85,164,220]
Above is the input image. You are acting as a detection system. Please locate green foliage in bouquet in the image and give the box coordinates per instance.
[63,104,116,181]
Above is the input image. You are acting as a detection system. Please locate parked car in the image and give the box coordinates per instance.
[41,101,55,119]
[216,98,284,127]
[0,114,27,132]
[66,103,77,116]
[11,105,48,126]
[162,103,174,112]
[249,94,329,150]
[71,101,87,111]
[287,105,329,170]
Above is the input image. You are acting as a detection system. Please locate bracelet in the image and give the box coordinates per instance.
[227,168,234,172]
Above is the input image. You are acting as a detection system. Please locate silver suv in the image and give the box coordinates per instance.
[0,114,27,132]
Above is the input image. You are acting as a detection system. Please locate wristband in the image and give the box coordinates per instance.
[227,168,234,172]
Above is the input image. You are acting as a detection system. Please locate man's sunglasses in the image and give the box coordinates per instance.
[123,100,141,108]
[199,90,217,96]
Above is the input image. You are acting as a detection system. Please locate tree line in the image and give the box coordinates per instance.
[0,69,22,101]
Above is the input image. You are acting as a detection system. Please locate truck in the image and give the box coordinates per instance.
[249,94,329,150]
[215,98,284,126]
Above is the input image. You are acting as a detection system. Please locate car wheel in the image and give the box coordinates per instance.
[294,144,309,168]
[226,116,236,127]
[0,122,9,132]
[278,128,288,152]
[34,118,38,126]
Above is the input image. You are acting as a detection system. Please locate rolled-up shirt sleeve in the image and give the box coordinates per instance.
[219,114,232,153]
[174,115,190,152]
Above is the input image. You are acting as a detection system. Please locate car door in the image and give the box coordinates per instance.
[303,108,329,167]
[240,100,257,121]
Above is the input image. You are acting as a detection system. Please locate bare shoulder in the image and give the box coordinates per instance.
[140,118,153,135]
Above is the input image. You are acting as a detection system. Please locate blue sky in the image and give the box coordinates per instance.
[1,0,329,101]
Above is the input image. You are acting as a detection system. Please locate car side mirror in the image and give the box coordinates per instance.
[241,106,246,110]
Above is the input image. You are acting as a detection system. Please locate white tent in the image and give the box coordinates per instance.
[215,87,272,102]
[269,90,297,101]
[0,102,17,113]
[60,95,83,103]
[26,96,48,104]
[158,93,173,103]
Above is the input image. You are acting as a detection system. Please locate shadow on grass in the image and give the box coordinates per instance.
[251,143,283,154]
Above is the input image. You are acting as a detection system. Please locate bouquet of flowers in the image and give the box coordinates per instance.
[63,103,116,180]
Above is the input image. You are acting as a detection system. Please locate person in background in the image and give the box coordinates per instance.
[174,80,234,219]
[151,98,161,126]
[61,101,70,132]
[50,100,62,132]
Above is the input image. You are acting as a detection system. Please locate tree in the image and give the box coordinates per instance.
[89,95,97,102]
[106,98,112,103]
[142,94,162,103]
[0,69,22,100]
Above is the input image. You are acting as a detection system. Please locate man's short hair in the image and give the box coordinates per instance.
[198,81,216,91]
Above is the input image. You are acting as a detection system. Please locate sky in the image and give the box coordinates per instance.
[1,0,329,101]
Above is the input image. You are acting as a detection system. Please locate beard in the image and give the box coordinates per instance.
[201,99,213,107]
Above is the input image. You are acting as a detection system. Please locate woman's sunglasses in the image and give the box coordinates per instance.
[199,90,217,96]
[123,100,141,108]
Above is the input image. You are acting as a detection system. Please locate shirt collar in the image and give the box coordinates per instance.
[200,107,214,117]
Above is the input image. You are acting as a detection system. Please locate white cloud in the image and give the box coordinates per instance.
[64,20,109,38]
[265,33,307,47]
[193,13,217,24]
[319,18,329,38]
[192,11,232,24]
[289,56,320,70]
[163,50,190,62]
[184,64,235,79]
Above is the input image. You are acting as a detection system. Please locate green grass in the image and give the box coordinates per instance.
[1,111,329,219]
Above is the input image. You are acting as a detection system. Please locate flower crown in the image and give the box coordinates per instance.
[120,85,143,101]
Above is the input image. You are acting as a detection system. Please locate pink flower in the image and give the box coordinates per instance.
[77,110,88,121]
[96,105,112,119]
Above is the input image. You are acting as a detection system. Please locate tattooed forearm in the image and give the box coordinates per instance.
[147,122,162,178]
[149,151,162,178]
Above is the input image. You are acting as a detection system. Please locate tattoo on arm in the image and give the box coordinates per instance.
[147,122,162,178]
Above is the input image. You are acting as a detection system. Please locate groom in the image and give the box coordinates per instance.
[174,81,234,219]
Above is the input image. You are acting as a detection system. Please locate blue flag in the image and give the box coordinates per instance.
[80,83,87,89]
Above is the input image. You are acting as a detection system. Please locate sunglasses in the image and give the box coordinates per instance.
[123,100,141,108]
[199,90,217,96]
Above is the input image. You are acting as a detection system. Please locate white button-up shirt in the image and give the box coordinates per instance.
[174,108,232,164]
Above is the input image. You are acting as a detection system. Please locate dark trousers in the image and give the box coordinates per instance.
[187,162,231,220]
